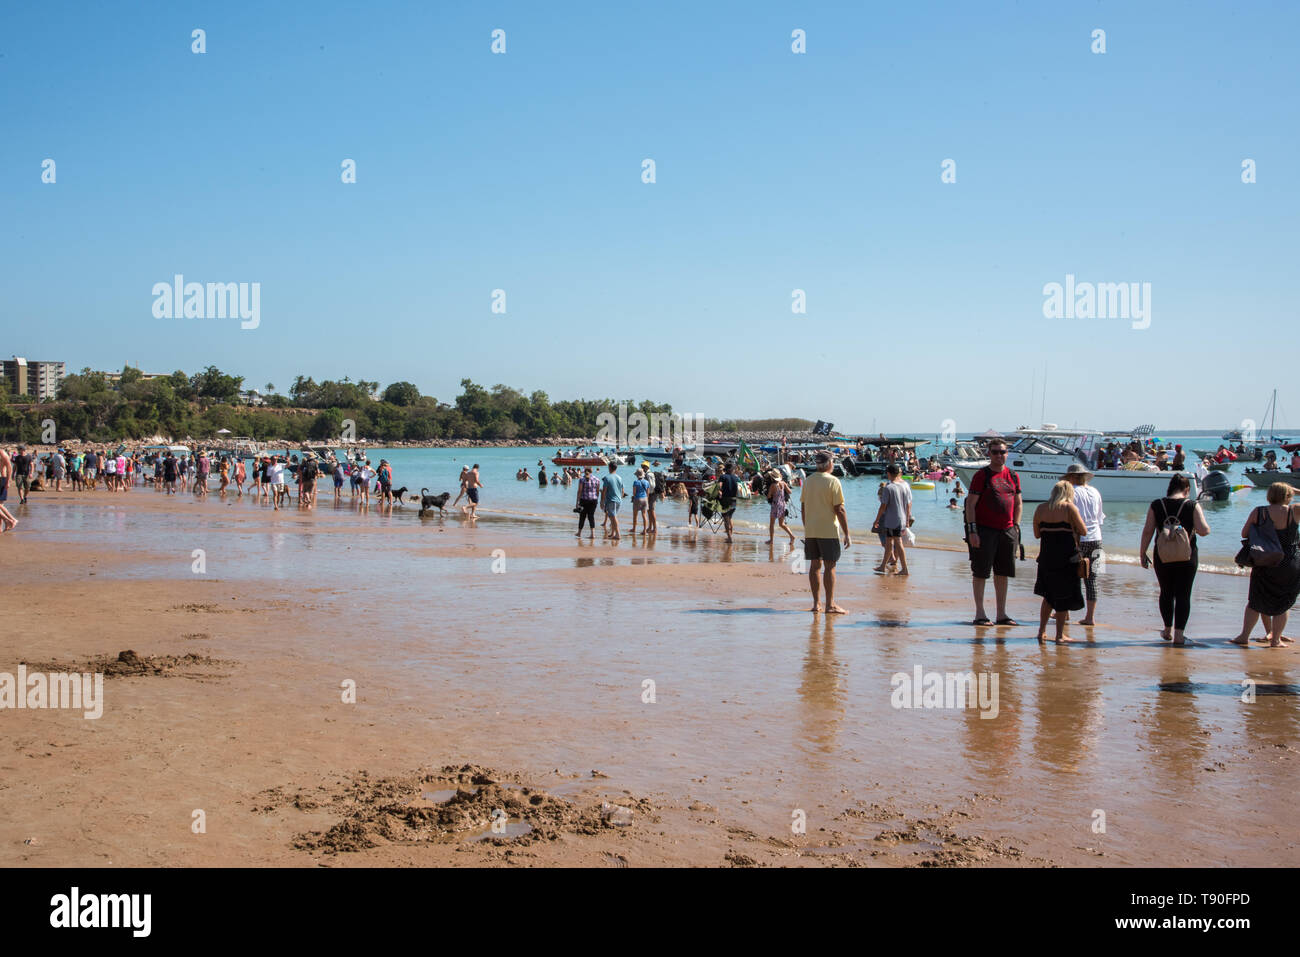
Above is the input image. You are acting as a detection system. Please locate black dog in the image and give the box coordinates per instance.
[419,488,451,517]
[389,485,409,506]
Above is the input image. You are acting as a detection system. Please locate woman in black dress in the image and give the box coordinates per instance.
[1139,473,1211,646]
[1033,480,1087,643]
[1231,482,1300,648]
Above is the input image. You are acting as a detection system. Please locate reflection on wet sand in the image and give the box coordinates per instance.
[1143,654,1210,794]
[796,617,846,766]
[6,493,1296,866]
[1028,648,1105,775]
[966,640,1022,782]
[1241,666,1300,742]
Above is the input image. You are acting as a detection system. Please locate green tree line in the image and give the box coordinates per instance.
[0,366,675,445]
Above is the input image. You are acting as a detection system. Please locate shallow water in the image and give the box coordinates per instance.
[246,439,1273,570]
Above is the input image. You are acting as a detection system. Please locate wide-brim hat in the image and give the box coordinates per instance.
[1065,463,1094,477]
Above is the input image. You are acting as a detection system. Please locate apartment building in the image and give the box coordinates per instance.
[2,357,66,401]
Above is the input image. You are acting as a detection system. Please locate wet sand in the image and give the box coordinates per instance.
[1,490,1296,867]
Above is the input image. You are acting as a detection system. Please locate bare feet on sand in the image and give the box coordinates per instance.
[1253,634,1294,645]
[826,604,847,615]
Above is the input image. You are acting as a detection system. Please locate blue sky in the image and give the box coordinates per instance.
[2,1,1296,433]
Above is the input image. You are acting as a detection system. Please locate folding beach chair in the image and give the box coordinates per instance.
[698,481,727,534]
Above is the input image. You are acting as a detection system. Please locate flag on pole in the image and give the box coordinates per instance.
[737,439,760,473]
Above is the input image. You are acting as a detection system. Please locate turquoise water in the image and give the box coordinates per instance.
[309,437,1271,571]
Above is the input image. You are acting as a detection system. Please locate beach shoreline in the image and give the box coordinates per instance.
[2,492,1296,868]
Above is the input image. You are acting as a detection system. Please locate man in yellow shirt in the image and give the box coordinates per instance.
[800,451,852,613]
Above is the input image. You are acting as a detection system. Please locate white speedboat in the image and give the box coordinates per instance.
[952,428,1198,502]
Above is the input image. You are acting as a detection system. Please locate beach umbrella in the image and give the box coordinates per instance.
[216,428,232,434]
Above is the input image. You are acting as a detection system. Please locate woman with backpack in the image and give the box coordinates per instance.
[1138,474,1210,646]
[1230,482,1300,648]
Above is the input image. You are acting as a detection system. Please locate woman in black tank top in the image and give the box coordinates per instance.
[1231,483,1300,648]
[1139,474,1210,645]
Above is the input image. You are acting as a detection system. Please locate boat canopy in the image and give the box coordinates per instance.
[851,435,928,448]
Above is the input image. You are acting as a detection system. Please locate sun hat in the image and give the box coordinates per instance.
[1065,463,1094,477]
[814,450,832,465]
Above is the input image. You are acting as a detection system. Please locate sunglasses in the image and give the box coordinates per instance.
[989,450,1007,455]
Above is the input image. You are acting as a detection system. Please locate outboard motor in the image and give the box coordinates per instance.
[1200,470,1231,502]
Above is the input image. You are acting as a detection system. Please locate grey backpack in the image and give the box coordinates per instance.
[1155,499,1193,563]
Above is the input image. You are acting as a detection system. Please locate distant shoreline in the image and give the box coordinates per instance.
[9,428,1261,455]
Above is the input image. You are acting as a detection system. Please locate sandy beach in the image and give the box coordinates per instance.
[1,490,1296,868]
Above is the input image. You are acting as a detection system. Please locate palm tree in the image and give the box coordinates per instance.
[264,382,275,395]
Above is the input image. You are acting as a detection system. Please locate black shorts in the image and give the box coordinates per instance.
[882,526,903,539]
[467,487,479,503]
[720,497,736,516]
[804,537,842,565]
[969,525,1016,580]
[0,477,7,503]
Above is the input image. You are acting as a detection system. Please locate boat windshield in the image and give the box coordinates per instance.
[1010,436,1072,456]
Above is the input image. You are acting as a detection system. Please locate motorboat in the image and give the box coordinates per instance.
[1242,469,1300,490]
[553,448,612,467]
[795,460,846,478]
[952,427,1198,502]
[840,435,928,476]
[936,441,986,468]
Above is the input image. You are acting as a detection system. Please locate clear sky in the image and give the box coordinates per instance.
[2,1,1296,433]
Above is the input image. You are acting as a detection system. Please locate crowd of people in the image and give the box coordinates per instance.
[4,435,1298,649]
[961,438,1297,646]
[0,444,414,516]
[790,438,1299,649]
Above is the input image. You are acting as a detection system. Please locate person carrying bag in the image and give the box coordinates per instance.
[1139,474,1210,646]
[1156,499,1194,563]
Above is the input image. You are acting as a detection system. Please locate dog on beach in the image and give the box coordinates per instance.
[419,489,452,517]
[390,486,408,506]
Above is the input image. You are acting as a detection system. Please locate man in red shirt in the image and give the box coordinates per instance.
[964,439,1022,625]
